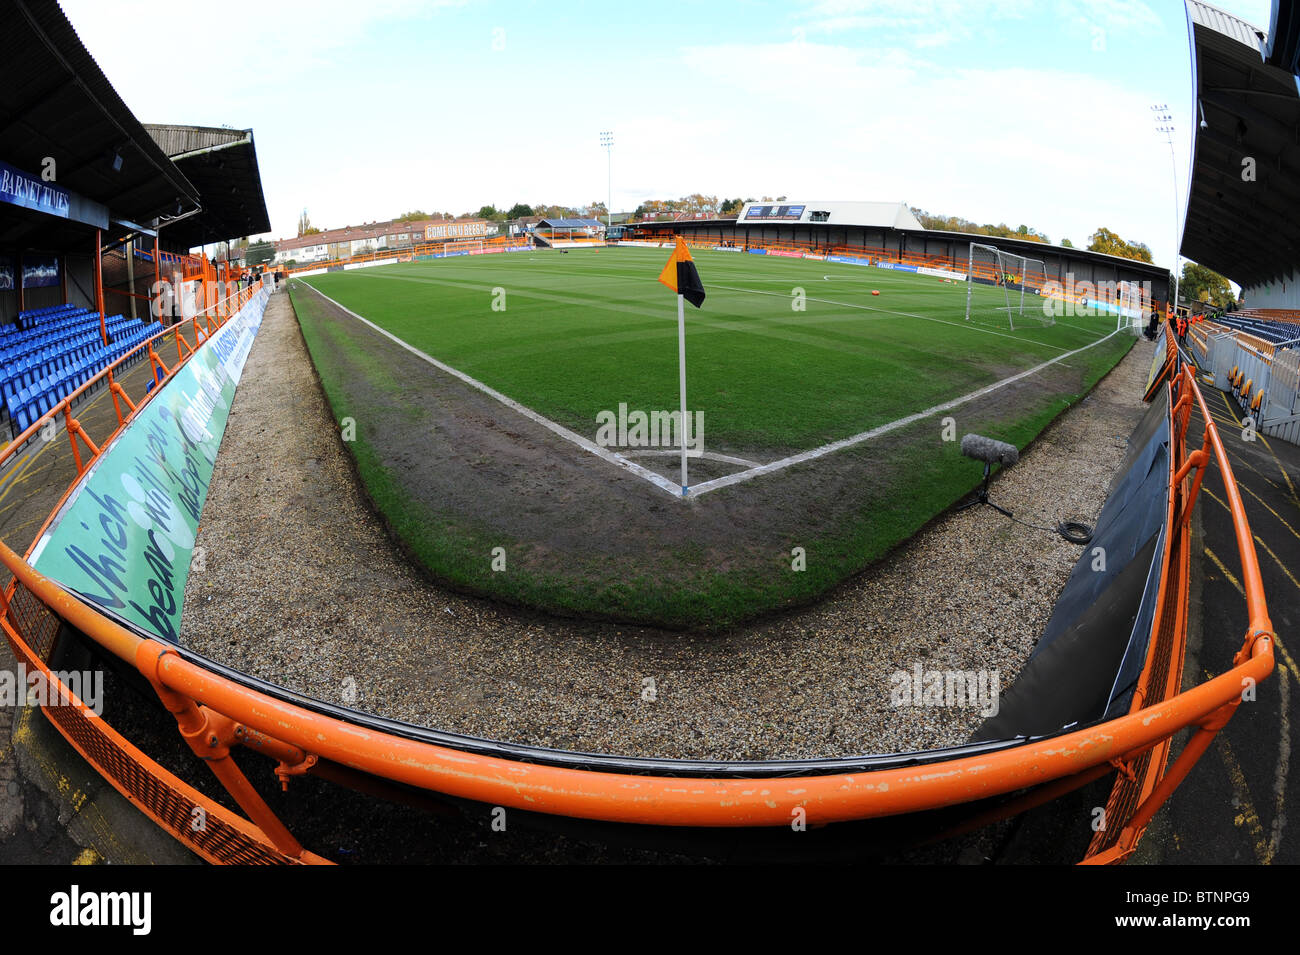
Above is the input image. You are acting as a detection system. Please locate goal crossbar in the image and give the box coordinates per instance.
[964,243,1049,330]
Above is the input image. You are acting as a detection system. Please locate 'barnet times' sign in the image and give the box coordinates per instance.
[0,160,71,219]
[28,289,270,641]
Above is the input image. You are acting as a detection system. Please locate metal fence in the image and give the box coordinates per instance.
[0,286,1275,865]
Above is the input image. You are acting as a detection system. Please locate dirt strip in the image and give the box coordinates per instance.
[180,290,1152,760]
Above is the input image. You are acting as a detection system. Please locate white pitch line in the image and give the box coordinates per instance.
[686,327,1126,498]
[710,283,1074,352]
[297,278,1124,503]
[296,280,684,496]
[621,449,763,468]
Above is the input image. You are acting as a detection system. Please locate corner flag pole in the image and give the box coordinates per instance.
[677,291,688,495]
[657,236,705,497]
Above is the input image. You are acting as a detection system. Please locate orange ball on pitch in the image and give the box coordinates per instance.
[871,289,880,296]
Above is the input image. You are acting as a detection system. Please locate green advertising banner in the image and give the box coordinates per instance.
[29,289,270,640]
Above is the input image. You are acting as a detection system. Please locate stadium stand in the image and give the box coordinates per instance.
[0,304,161,436]
[0,0,1289,869]
[1184,1,1300,312]
[1209,310,1300,345]
[629,208,1172,313]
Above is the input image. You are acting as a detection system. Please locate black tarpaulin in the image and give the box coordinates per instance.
[972,389,1171,741]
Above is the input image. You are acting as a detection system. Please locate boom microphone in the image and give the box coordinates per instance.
[960,433,1019,467]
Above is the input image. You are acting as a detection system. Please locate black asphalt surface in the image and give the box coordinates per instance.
[1132,381,1297,865]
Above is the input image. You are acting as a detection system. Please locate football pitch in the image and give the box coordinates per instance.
[297,248,1129,462]
[290,247,1135,627]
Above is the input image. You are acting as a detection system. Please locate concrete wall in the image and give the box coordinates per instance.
[0,253,93,325]
[1244,271,1300,310]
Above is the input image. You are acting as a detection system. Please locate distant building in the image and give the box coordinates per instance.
[508,215,545,236]
[273,216,493,264]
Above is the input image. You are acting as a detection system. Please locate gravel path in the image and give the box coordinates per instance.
[180,291,1151,760]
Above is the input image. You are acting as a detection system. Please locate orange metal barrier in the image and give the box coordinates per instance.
[1201,321,1278,362]
[277,235,526,275]
[622,231,1156,312]
[1238,308,1300,324]
[0,282,1273,864]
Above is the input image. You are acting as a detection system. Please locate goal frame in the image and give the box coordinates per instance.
[1116,280,1145,334]
[964,243,1049,331]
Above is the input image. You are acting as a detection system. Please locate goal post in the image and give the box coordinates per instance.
[964,243,1052,330]
[1116,280,1144,334]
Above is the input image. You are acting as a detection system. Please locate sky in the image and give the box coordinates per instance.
[59,0,1277,269]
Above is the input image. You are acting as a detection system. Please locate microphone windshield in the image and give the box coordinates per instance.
[961,433,1019,466]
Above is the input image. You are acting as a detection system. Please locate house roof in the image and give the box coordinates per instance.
[0,0,200,251]
[143,124,271,248]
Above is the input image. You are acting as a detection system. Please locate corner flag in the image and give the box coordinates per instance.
[658,237,706,308]
[656,237,704,497]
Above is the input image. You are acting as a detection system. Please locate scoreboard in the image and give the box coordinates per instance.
[741,204,806,221]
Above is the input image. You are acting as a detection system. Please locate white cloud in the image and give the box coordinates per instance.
[50,0,1192,264]
[796,0,1035,42]
[674,38,1187,262]
[1055,0,1162,37]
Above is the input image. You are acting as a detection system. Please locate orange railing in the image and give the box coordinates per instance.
[3,279,263,461]
[0,298,1273,863]
[276,235,525,275]
[1239,308,1300,323]
[277,249,410,275]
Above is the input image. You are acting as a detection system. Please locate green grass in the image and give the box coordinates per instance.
[290,247,1135,630]
[298,248,1129,455]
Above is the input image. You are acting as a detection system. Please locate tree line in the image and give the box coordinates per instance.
[266,201,1236,304]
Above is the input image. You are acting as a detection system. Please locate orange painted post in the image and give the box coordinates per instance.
[136,643,306,860]
[153,234,161,326]
[94,229,107,345]
[66,416,99,469]
[147,343,170,381]
[63,406,83,474]
[105,368,125,425]
[109,377,137,417]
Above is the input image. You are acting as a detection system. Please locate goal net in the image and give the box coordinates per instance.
[1116,280,1145,335]
[964,243,1052,330]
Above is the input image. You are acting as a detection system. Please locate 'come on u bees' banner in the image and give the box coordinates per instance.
[28,288,270,640]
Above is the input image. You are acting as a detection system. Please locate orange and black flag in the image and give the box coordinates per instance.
[658,237,706,308]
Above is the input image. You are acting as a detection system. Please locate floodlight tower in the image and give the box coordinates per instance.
[600,130,613,235]
[1152,104,1181,315]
